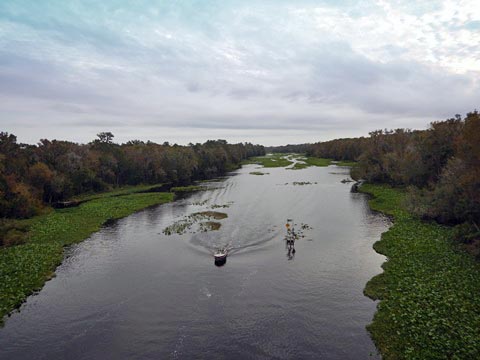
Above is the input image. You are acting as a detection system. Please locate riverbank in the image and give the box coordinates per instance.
[361,184,480,359]
[0,187,173,324]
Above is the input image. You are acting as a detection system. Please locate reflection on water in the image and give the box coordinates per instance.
[0,165,389,359]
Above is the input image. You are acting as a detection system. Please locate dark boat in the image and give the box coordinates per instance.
[214,249,227,266]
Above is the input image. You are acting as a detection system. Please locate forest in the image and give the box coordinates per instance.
[307,111,480,251]
[1,111,479,250]
[0,133,264,221]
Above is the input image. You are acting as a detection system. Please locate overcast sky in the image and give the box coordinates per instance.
[1,0,479,145]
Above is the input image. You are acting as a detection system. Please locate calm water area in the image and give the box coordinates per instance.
[0,163,389,359]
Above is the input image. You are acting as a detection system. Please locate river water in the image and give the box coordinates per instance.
[0,163,389,359]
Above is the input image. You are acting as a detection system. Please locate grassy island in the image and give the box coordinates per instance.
[243,153,294,167]
[0,187,173,323]
[243,153,354,169]
[361,184,480,359]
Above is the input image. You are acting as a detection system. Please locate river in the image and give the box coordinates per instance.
[0,163,389,359]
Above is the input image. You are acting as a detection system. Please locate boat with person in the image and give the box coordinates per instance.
[285,220,297,260]
[214,248,228,266]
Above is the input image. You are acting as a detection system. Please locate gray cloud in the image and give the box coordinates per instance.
[0,1,479,145]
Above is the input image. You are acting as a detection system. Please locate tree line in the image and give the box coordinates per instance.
[265,144,311,154]
[0,132,264,219]
[307,111,480,245]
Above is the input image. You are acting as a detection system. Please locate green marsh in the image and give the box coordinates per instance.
[361,184,480,359]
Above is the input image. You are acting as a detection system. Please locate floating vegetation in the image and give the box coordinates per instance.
[190,199,209,206]
[162,220,192,235]
[292,181,318,186]
[193,211,228,220]
[283,220,313,240]
[300,223,312,230]
[277,182,318,186]
[199,221,222,232]
[210,201,233,209]
[163,211,228,235]
[361,184,480,359]
[249,171,269,175]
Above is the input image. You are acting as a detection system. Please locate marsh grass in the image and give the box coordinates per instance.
[242,154,293,168]
[243,154,340,170]
[304,157,332,167]
[361,184,480,359]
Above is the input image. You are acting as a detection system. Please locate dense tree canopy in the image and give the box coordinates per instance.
[265,144,311,154]
[0,134,264,219]
[307,111,480,240]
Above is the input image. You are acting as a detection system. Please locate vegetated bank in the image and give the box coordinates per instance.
[0,185,174,324]
[360,184,480,359]
[302,111,479,358]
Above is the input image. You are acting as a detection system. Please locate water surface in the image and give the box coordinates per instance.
[0,164,389,359]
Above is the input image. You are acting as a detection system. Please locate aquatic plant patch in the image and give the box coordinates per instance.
[292,181,318,186]
[277,182,318,186]
[209,202,234,209]
[199,222,222,232]
[194,211,228,220]
[163,211,228,235]
[361,184,480,359]
[190,200,209,206]
[283,220,313,240]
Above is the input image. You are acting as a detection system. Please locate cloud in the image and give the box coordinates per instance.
[0,0,479,145]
